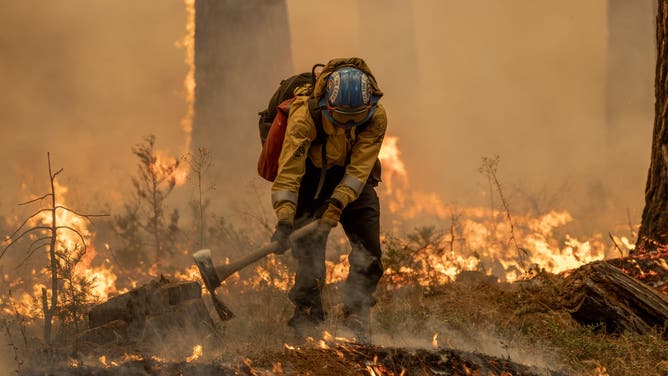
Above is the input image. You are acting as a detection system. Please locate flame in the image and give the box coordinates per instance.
[177,0,195,158]
[80,263,121,301]
[378,136,409,212]
[326,255,349,284]
[432,333,438,348]
[374,135,611,284]
[174,264,202,282]
[5,179,122,317]
[151,150,187,187]
[34,181,92,252]
[163,0,198,184]
[122,353,143,362]
[185,344,203,362]
[5,0,197,322]
[318,340,330,349]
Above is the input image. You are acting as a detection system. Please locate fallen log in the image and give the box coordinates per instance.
[607,249,668,295]
[561,261,668,335]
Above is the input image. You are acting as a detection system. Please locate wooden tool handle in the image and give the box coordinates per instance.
[214,220,321,280]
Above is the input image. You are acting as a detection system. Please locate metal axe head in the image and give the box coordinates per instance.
[193,249,234,321]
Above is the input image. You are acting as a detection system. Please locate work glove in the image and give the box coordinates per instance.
[313,198,344,239]
[318,198,343,227]
[271,220,294,254]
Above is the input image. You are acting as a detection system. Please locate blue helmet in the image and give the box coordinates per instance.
[318,67,380,128]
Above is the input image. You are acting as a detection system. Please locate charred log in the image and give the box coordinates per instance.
[77,278,213,349]
[561,261,668,335]
[607,249,668,295]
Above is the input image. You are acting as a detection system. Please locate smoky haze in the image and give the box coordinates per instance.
[0,0,656,235]
[0,1,188,218]
[290,0,654,232]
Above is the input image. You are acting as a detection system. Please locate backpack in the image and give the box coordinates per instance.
[257,65,326,182]
[257,58,383,188]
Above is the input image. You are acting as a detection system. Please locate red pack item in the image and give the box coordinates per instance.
[257,98,296,182]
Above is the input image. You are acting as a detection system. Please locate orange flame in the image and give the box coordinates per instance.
[185,344,203,362]
[177,0,195,155]
[374,135,612,284]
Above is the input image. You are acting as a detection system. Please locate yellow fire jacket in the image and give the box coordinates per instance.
[272,95,387,223]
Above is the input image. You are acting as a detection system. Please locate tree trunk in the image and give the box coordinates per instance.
[637,0,668,253]
[193,0,293,195]
[44,154,59,344]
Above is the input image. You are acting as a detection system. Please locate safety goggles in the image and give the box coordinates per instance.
[326,105,372,128]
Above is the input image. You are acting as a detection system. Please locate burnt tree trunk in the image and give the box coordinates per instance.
[561,261,668,335]
[193,0,293,195]
[637,0,668,253]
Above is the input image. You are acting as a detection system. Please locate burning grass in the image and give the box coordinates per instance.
[0,138,662,375]
[0,191,663,375]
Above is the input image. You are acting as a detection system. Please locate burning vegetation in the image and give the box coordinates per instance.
[0,131,666,376]
[4,2,668,376]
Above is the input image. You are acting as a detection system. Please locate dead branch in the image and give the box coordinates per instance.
[54,206,109,225]
[27,236,52,252]
[17,194,52,206]
[0,317,21,374]
[8,208,52,239]
[8,290,27,346]
[55,226,88,253]
[20,239,52,267]
[1,226,53,258]
[479,156,528,270]
[608,232,625,258]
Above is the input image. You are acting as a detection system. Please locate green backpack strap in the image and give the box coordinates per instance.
[307,97,327,200]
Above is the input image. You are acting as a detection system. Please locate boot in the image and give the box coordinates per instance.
[342,306,370,344]
[287,306,324,339]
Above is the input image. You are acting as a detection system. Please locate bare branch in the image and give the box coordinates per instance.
[28,236,51,252]
[609,232,625,258]
[1,227,53,258]
[54,206,109,225]
[8,208,52,240]
[52,168,63,179]
[18,194,52,206]
[54,226,88,252]
[19,239,52,267]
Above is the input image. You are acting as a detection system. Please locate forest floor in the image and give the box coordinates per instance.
[14,251,668,376]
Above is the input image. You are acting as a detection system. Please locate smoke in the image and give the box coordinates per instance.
[288,0,655,234]
[0,1,189,217]
[372,323,560,372]
[0,0,656,235]
[3,3,656,372]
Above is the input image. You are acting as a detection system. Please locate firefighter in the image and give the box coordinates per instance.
[270,58,387,341]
